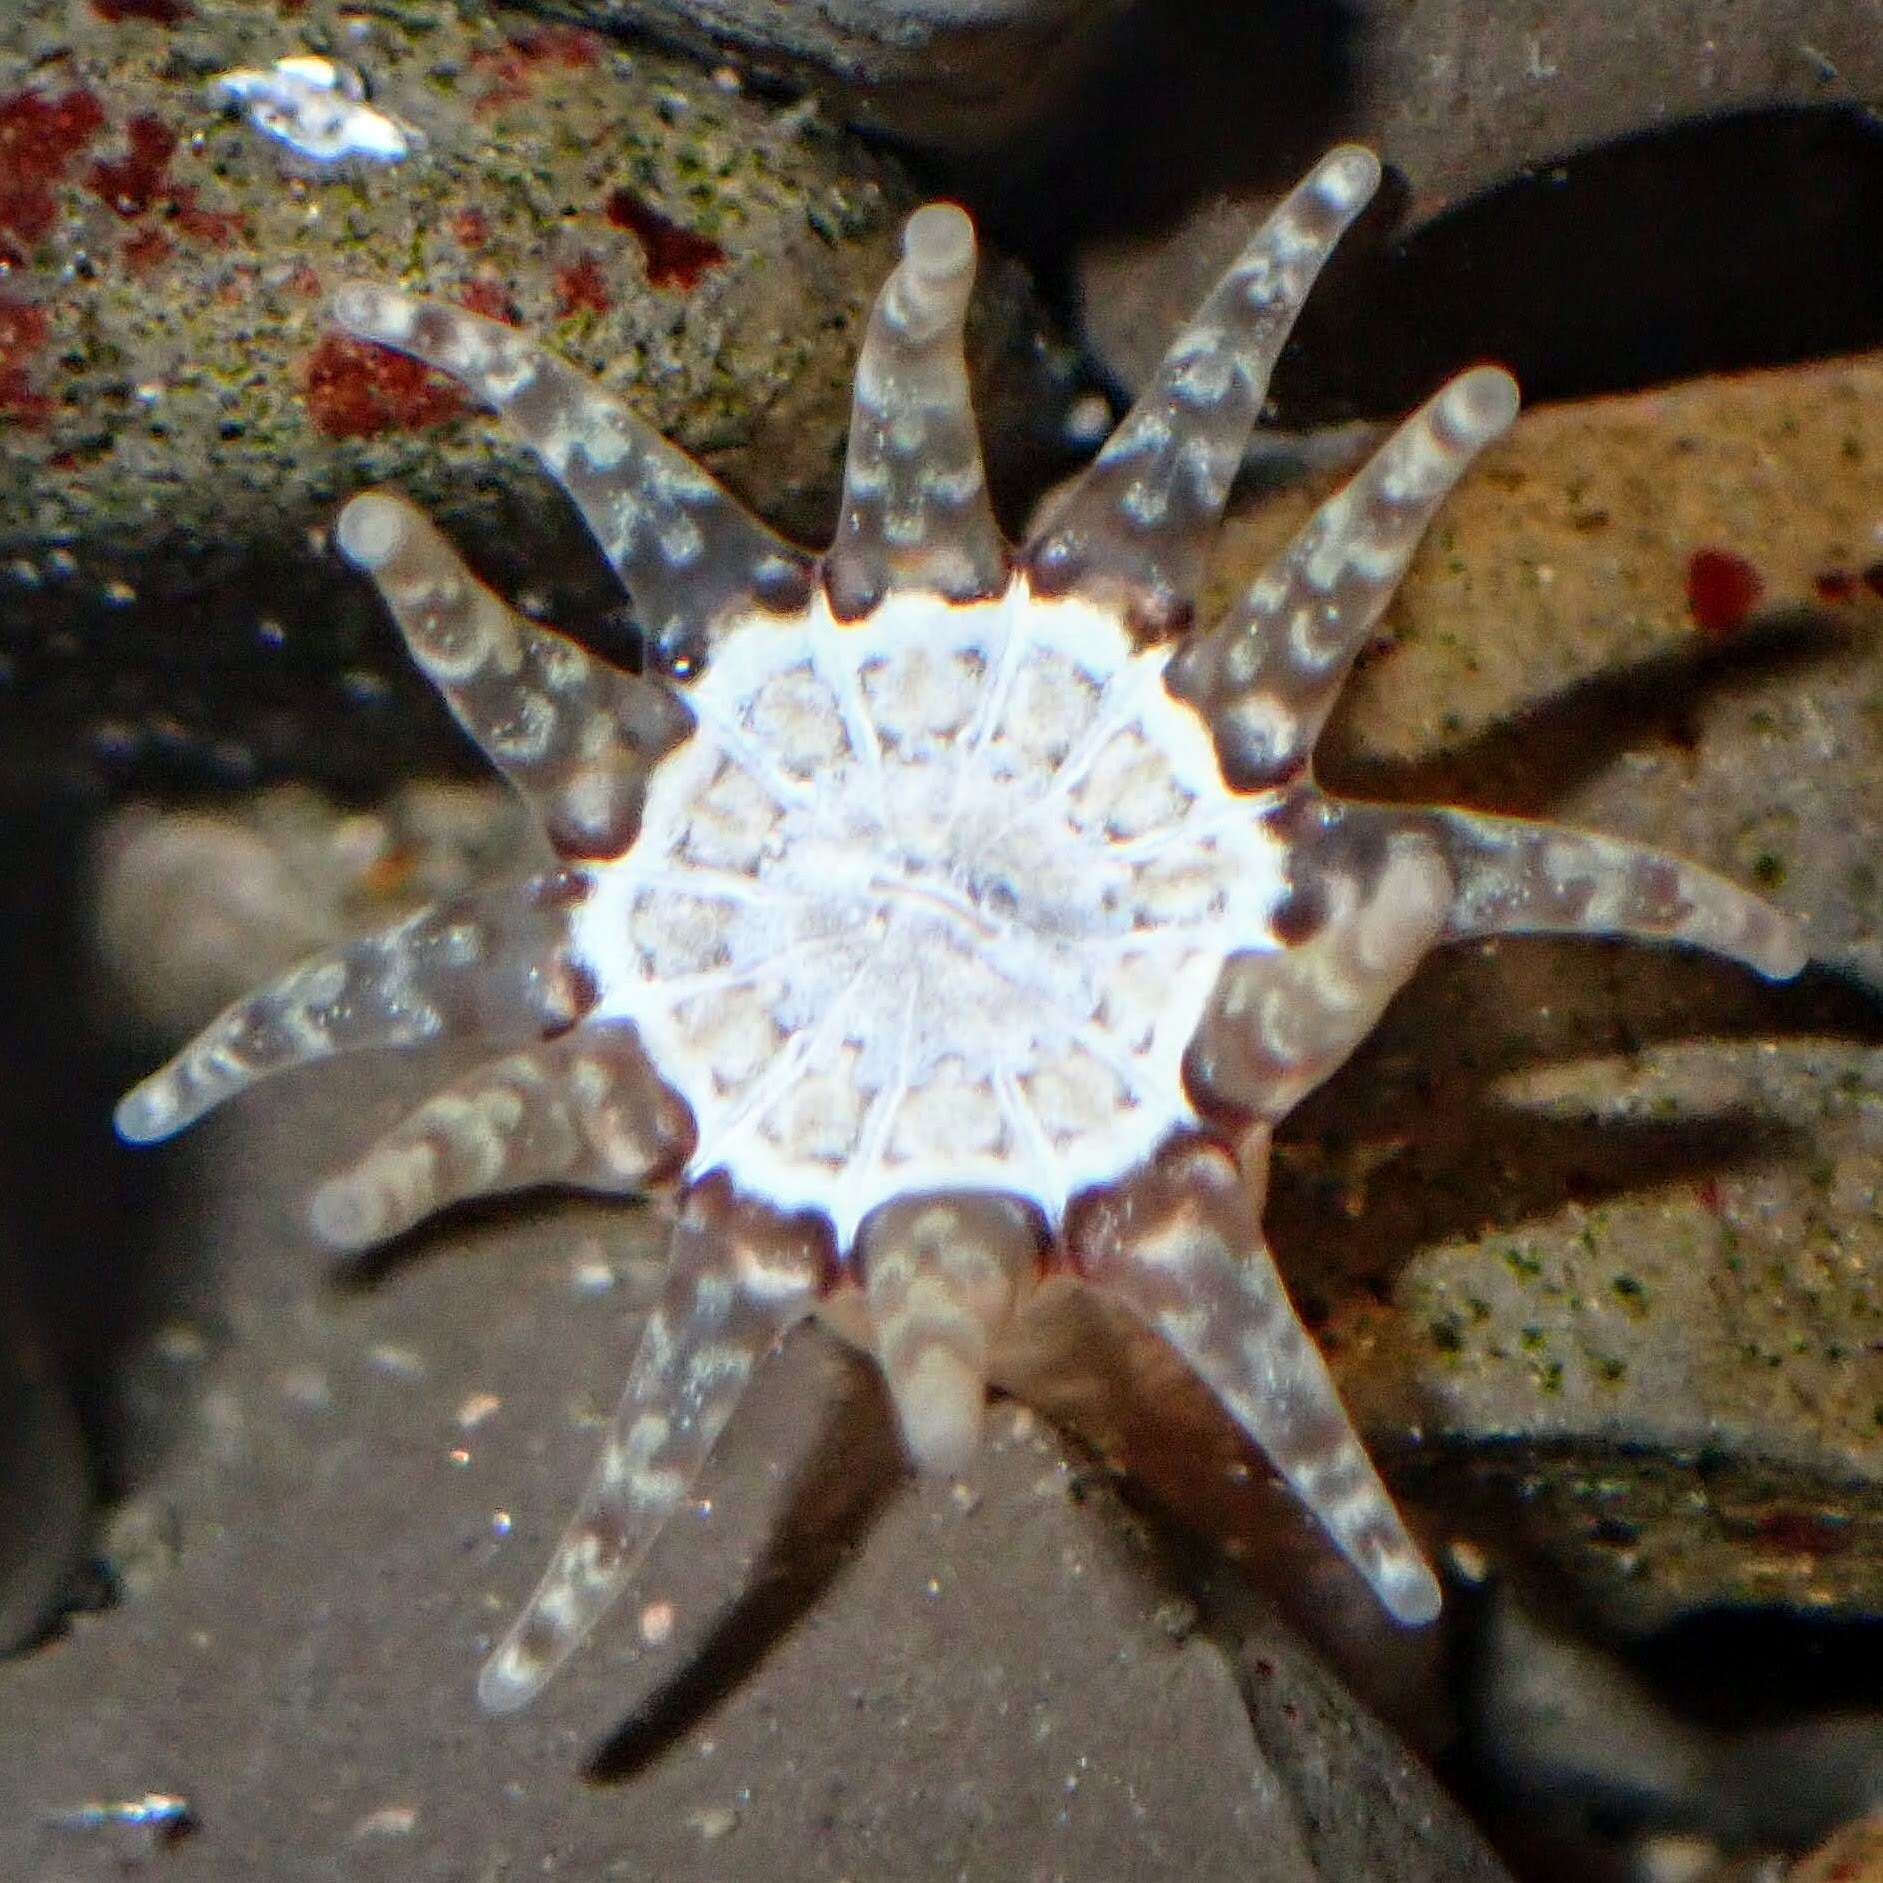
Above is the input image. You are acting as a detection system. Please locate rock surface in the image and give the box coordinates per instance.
[1210,351,1883,1634]
[0,1053,1507,1880]
[0,0,1061,793]
[531,0,1132,148]
[1073,2,1883,405]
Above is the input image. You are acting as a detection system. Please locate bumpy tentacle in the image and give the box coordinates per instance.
[1070,1136,1439,1624]
[114,873,595,1144]
[336,492,692,860]
[1169,367,1520,790]
[1424,807,1808,979]
[1022,146,1382,631]
[307,1021,695,1252]
[478,1180,830,1713]
[329,285,814,674]
[824,204,1007,620]
[857,1192,1038,1473]
[1189,796,1456,1122]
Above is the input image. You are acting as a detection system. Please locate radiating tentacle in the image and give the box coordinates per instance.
[824,203,1007,620]
[1021,146,1382,632]
[329,285,814,675]
[1188,794,1455,1122]
[478,1180,831,1712]
[307,1020,696,1252]
[113,872,595,1144]
[1069,1135,1440,1624]
[1423,806,1808,979]
[336,491,692,860]
[857,1192,1039,1473]
[1168,368,1520,790]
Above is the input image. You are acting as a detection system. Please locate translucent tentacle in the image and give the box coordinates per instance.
[478,1181,830,1712]
[857,1192,1038,1473]
[336,491,692,860]
[1188,794,1455,1121]
[308,1021,696,1252]
[824,203,1007,620]
[1070,1135,1439,1624]
[1168,367,1520,790]
[114,873,595,1144]
[1022,146,1382,632]
[329,285,814,675]
[1425,806,1808,979]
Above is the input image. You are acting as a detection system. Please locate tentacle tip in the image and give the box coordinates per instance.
[903,201,974,275]
[113,1081,176,1145]
[1753,914,1810,983]
[1380,1556,1443,1627]
[329,278,411,342]
[1318,144,1382,211]
[1447,365,1522,442]
[476,1644,545,1715]
[891,1346,986,1477]
[306,1178,383,1254]
[335,489,412,572]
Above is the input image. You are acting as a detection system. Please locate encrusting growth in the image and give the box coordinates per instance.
[118,145,1806,1713]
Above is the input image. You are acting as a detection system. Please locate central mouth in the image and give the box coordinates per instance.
[867,868,1005,948]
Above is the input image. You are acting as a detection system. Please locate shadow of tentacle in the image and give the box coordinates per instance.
[1319,613,1861,818]
[583,1340,906,1783]
[1268,949,1881,1303]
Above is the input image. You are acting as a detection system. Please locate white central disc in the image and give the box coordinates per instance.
[576,578,1286,1245]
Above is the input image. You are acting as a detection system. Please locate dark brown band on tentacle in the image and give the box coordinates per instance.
[1188,795,1455,1123]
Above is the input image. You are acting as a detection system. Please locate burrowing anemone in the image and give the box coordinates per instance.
[117,147,1805,1712]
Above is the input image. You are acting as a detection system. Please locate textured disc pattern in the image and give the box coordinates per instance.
[577,581,1287,1243]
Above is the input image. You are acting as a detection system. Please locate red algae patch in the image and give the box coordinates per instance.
[91,0,194,20]
[87,111,178,217]
[0,290,52,425]
[1685,547,1764,638]
[471,25,606,113]
[304,334,463,439]
[605,188,726,291]
[458,279,519,325]
[554,252,610,317]
[0,85,106,254]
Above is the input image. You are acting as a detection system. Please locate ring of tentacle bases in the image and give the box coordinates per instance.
[118,147,1806,1714]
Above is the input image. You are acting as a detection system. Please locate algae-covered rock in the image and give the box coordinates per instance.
[1208,353,1883,1633]
[0,0,1060,791]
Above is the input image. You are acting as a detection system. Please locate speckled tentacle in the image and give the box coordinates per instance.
[825,204,1007,620]
[336,491,693,860]
[1188,795,1455,1122]
[1021,146,1382,631]
[1168,367,1520,790]
[114,873,595,1144]
[858,1192,1038,1472]
[308,1021,695,1252]
[478,1180,829,1712]
[1417,806,1808,979]
[329,285,814,675]
[1070,1136,1439,1623]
